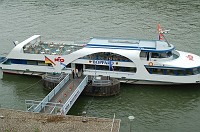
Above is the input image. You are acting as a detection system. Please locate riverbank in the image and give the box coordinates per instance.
[0,108,120,132]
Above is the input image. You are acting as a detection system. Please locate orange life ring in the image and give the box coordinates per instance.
[149,62,153,66]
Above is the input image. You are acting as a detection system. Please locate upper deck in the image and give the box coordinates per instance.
[87,37,174,51]
[9,35,85,56]
[23,41,84,55]
[9,35,175,57]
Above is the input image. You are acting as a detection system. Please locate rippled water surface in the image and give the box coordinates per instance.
[0,0,200,131]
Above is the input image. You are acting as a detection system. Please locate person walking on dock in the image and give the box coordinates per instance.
[72,70,75,79]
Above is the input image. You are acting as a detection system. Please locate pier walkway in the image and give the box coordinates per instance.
[26,74,88,115]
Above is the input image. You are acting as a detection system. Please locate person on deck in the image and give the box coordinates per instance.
[75,69,79,78]
[72,70,75,79]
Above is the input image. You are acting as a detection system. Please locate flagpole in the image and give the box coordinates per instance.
[158,23,171,47]
[162,34,171,47]
[95,62,96,79]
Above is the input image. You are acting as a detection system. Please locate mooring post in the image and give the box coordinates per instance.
[128,116,135,132]
[82,111,87,122]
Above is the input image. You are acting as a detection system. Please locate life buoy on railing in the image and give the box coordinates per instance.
[149,62,153,66]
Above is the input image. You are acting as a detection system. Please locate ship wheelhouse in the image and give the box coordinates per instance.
[139,48,200,77]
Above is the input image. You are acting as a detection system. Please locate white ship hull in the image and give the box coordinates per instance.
[1,32,200,85]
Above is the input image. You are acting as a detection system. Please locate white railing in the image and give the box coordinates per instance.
[33,74,70,113]
[92,79,111,86]
[84,69,135,79]
[61,75,88,115]
[44,73,67,82]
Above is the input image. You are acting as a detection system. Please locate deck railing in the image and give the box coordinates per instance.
[61,75,88,115]
[44,73,67,82]
[33,74,70,113]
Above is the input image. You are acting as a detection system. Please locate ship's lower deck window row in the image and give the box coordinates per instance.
[4,59,137,73]
[146,67,200,76]
[85,64,137,73]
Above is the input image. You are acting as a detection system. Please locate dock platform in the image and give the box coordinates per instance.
[41,75,86,114]
[26,74,88,115]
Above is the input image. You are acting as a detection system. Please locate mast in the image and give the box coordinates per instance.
[157,23,171,47]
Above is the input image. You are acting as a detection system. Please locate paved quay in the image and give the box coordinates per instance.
[0,108,121,132]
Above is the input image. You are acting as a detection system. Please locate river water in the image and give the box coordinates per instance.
[0,0,200,131]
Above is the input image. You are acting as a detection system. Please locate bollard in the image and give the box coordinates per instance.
[82,111,88,123]
[0,115,4,119]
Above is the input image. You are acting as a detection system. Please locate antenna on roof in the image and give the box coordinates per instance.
[157,23,171,47]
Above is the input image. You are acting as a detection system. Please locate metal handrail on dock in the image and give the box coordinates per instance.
[61,75,88,115]
[92,80,111,86]
[33,74,70,113]
[44,73,67,82]
[92,76,112,86]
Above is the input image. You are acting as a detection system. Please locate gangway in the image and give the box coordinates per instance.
[26,75,88,115]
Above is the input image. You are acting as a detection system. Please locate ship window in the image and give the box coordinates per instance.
[185,69,193,75]
[193,68,199,74]
[177,70,184,76]
[140,51,147,58]
[173,70,184,76]
[146,67,200,76]
[151,53,159,58]
[38,61,48,66]
[130,67,137,72]
[11,59,27,64]
[85,64,95,70]
[172,50,179,59]
[150,51,172,58]
[27,60,37,65]
[146,68,152,74]
[160,52,168,58]
[167,70,174,75]
[163,69,167,75]
[151,68,157,74]
[167,51,172,57]
[83,52,132,62]
[66,63,71,68]
[3,59,11,64]
[85,64,137,73]
[157,69,163,74]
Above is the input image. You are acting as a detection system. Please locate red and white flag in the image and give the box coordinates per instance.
[158,23,164,41]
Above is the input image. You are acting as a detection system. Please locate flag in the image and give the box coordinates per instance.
[45,56,56,65]
[109,59,114,71]
[158,23,164,41]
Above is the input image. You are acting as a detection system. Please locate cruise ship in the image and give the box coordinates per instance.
[1,25,200,85]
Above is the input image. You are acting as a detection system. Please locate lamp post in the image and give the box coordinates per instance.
[128,115,135,132]
[82,111,87,122]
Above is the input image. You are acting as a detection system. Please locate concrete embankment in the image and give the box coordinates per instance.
[0,108,120,132]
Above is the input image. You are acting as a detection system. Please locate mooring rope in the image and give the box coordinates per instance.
[17,78,43,92]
